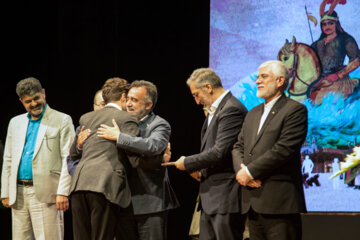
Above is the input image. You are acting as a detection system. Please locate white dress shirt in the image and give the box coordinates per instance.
[207,90,229,126]
[257,95,281,134]
[246,94,281,179]
[106,102,122,111]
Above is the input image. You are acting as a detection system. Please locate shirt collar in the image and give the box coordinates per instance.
[208,90,229,113]
[264,94,281,110]
[140,114,149,122]
[105,103,122,111]
[27,104,47,122]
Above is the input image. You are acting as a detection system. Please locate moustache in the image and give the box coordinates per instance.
[30,104,42,110]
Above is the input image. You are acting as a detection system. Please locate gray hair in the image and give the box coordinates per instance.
[259,60,289,92]
[16,77,43,98]
[129,80,158,111]
[186,68,223,89]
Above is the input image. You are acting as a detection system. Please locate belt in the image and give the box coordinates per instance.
[17,180,33,186]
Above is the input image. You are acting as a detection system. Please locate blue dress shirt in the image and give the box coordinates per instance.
[17,105,47,180]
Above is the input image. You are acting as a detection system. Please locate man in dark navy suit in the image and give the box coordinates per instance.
[174,68,247,240]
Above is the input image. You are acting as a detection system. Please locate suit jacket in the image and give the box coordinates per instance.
[69,106,139,208]
[67,126,81,176]
[232,94,307,214]
[184,92,248,215]
[1,106,75,205]
[116,112,179,215]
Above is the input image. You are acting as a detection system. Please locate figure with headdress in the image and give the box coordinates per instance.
[308,0,360,104]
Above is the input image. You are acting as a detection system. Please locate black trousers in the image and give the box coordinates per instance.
[64,200,74,240]
[248,208,302,240]
[199,211,246,240]
[71,191,120,240]
[116,210,168,240]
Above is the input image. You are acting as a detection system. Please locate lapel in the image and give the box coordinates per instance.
[139,112,155,136]
[200,92,231,151]
[250,94,287,152]
[33,106,51,159]
[15,114,30,165]
[200,115,209,140]
[249,105,263,150]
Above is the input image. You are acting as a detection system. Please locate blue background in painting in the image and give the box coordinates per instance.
[210,0,360,212]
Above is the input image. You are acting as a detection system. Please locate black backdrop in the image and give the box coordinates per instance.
[1,0,210,239]
[2,2,360,240]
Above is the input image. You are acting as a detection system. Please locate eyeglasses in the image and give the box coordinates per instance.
[94,102,106,107]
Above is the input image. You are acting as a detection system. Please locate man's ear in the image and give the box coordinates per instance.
[145,101,153,111]
[277,76,285,89]
[120,93,127,102]
[204,83,213,93]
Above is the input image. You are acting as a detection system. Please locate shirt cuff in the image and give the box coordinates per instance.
[244,166,254,179]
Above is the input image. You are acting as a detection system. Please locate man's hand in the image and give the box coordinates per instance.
[236,164,253,186]
[174,156,186,171]
[77,126,91,149]
[56,195,69,211]
[1,198,11,208]
[236,164,262,188]
[97,119,120,141]
[190,171,201,182]
[163,143,171,163]
[247,179,262,188]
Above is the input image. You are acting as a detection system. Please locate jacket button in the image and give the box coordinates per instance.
[249,153,252,157]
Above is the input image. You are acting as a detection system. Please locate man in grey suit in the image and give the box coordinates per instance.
[173,68,247,240]
[1,77,75,239]
[69,78,139,240]
[67,89,105,177]
[98,80,179,240]
[232,60,307,240]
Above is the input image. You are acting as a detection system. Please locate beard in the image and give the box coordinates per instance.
[127,106,148,120]
[256,82,278,100]
[29,103,45,118]
[135,108,148,120]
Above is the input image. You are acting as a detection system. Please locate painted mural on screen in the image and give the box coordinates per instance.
[210,0,360,211]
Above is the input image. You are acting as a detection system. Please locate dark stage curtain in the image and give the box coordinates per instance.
[2,1,210,240]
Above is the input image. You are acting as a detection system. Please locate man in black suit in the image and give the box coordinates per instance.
[174,68,247,240]
[97,80,179,240]
[69,78,139,240]
[232,60,308,240]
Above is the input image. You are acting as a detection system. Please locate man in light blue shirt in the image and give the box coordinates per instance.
[17,105,47,180]
[1,77,75,240]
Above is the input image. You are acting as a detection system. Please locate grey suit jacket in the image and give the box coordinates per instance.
[69,106,139,208]
[116,112,179,215]
[184,92,248,215]
[1,106,75,205]
[232,94,307,214]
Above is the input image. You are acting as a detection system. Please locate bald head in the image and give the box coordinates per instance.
[93,89,105,110]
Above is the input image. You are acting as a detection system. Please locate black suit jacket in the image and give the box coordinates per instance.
[232,94,307,214]
[184,92,247,215]
[69,106,139,208]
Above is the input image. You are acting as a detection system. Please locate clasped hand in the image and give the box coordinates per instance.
[236,164,261,188]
